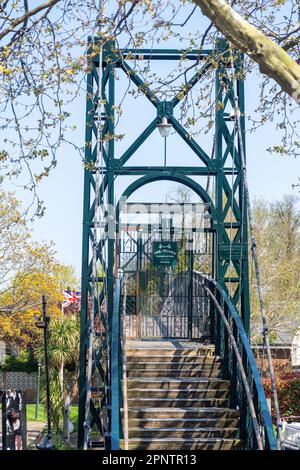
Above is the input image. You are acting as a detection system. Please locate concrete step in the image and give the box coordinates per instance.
[128,427,238,439]
[126,407,239,420]
[126,347,215,358]
[123,340,241,450]
[127,397,228,408]
[127,355,218,364]
[126,377,230,391]
[120,437,243,450]
[128,417,239,429]
[127,388,229,399]
[126,360,221,370]
[126,339,214,348]
[127,366,221,378]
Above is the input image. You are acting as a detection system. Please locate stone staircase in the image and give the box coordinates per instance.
[121,340,243,450]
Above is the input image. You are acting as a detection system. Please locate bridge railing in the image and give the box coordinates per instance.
[111,275,122,450]
[110,272,278,450]
[194,272,278,450]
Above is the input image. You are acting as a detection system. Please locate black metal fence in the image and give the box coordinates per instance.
[120,227,213,339]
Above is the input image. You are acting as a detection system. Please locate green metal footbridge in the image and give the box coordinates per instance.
[77,39,278,451]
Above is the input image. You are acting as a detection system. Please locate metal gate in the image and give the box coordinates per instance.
[119,215,214,340]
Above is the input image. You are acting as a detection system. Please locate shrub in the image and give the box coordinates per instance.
[0,355,38,373]
[262,366,300,420]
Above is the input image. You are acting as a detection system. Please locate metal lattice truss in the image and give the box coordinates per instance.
[78,39,250,448]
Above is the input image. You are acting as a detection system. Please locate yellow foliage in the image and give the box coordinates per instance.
[0,64,13,75]
[0,190,78,351]
[0,243,76,350]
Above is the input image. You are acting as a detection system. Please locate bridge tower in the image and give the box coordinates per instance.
[78,39,250,448]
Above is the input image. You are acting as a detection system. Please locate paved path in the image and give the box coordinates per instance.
[27,421,45,448]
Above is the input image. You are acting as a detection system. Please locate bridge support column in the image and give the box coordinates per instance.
[215,39,250,335]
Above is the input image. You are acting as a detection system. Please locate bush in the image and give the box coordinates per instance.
[262,366,300,419]
[0,355,38,373]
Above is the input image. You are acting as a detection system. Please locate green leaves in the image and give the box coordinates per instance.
[251,196,300,344]
[38,315,80,430]
[48,316,80,368]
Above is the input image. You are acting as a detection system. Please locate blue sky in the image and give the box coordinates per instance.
[5,4,300,277]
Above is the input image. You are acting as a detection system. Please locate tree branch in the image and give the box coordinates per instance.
[193,0,300,101]
[0,0,61,41]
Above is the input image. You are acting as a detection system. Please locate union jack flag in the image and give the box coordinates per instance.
[62,290,81,307]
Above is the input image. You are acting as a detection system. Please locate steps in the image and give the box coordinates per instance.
[121,340,242,450]
[121,437,243,450]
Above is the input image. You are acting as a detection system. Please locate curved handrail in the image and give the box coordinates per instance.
[111,276,122,450]
[204,286,263,449]
[195,272,277,450]
[121,276,129,450]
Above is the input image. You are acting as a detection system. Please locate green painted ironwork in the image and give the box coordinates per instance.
[78,38,252,448]
[197,272,277,450]
[111,276,122,450]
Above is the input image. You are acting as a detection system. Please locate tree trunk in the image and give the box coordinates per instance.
[63,394,71,444]
[59,361,69,442]
[59,362,64,395]
[193,0,300,101]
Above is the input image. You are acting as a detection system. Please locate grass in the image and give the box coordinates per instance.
[26,404,47,422]
[0,403,79,449]
[26,404,78,429]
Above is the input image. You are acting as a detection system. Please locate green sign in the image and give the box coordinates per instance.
[152,241,178,267]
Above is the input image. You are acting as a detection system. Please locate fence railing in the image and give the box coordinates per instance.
[109,272,278,450]
[195,272,277,450]
[111,276,122,450]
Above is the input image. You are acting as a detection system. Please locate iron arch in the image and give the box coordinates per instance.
[115,172,217,223]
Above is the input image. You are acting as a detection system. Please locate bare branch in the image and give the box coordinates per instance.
[0,0,61,41]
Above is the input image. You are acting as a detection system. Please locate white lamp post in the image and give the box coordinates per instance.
[158,117,171,166]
